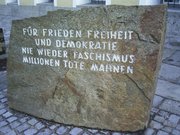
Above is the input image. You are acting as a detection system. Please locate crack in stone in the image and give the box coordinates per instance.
[134,31,148,42]
[64,75,82,97]
[77,99,82,114]
[51,76,83,114]
[135,70,153,84]
[125,74,151,102]
[63,75,83,114]
[149,34,159,44]
[52,84,58,99]
[134,31,158,44]
[103,6,108,16]
[143,73,153,84]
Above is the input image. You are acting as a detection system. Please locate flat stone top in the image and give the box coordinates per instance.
[7,5,167,132]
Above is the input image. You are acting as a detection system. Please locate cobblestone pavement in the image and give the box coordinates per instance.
[0,7,180,135]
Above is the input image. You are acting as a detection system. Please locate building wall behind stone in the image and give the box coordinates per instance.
[19,0,34,5]
[111,0,139,5]
[56,0,73,7]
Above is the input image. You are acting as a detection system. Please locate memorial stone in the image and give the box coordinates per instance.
[7,5,167,131]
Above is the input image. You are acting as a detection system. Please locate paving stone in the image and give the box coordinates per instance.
[6,130,16,135]
[159,99,180,115]
[153,95,163,107]
[0,108,6,115]
[150,120,163,130]
[172,129,180,135]
[176,124,180,130]
[156,80,180,102]
[0,84,7,91]
[162,48,175,61]
[158,110,170,119]
[0,116,3,121]
[0,125,11,134]
[24,128,38,135]
[163,50,180,67]
[95,133,105,135]
[20,117,29,123]
[162,126,173,133]
[156,130,169,135]
[36,128,52,135]
[70,127,83,135]
[56,126,68,134]
[165,39,180,51]
[2,111,13,118]
[100,131,110,134]
[7,116,17,123]
[112,132,122,135]
[169,114,180,125]
[164,120,177,128]
[0,121,8,128]
[151,107,159,113]
[0,98,7,103]
[3,89,7,92]
[10,121,21,128]
[0,74,6,80]
[144,128,155,135]
[35,122,45,130]
[82,132,91,135]
[0,94,5,99]
[88,129,98,133]
[159,63,180,85]
[154,115,165,123]
[0,104,5,109]
[28,118,38,125]
[50,125,57,130]
[17,123,30,132]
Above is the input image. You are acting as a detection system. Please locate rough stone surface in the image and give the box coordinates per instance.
[7,5,167,131]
